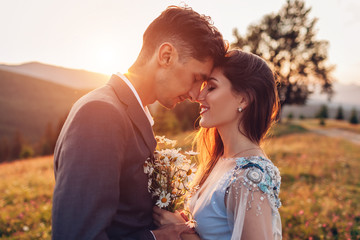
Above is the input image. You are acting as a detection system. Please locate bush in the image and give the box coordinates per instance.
[269,123,307,137]
[349,108,359,124]
[335,106,344,120]
[20,145,34,159]
[287,112,294,122]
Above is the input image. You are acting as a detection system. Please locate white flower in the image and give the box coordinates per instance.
[164,138,177,147]
[152,188,161,198]
[147,178,152,192]
[173,155,185,167]
[143,161,154,175]
[185,219,197,228]
[185,164,197,182]
[156,192,171,208]
[146,135,199,215]
[171,188,183,196]
[161,156,171,166]
[190,185,200,195]
[23,226,29,232]
[156,175,168,189]
[155,136,166,143]
[174,178,185,190]
[155,135,177,147]
[185,150,199,156]
[162,148,180,159]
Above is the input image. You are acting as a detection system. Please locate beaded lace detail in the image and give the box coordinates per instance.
[225,156,281,215]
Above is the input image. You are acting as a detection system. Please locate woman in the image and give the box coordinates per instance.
[153,49,282,240]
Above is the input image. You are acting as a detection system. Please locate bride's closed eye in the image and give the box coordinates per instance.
[207,85,215,92]
[206,79,217,92]
[201,80,217,93]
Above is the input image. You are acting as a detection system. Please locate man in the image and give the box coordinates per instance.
[52,5,227,240]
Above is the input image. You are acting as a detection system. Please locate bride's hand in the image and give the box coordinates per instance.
[153,206,187,227]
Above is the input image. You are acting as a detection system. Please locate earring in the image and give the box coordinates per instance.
[238,107,243,113]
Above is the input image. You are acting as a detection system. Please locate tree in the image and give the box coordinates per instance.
[11,130,24,160]
[41,120,67,156]
[349,108,359,124]
[152,101,201,135]
[153,106,181,136]
[232,0,334,107]
[335,106,344,120]
[172,101,200,131]
[316,105,329,119]
[0,138,10,162]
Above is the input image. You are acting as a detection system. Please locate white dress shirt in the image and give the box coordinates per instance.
[116,73,154,126]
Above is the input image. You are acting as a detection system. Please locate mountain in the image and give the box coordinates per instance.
[1,60,359,145]
[0,69,90,143]
[308,82,360,109]
[0,62,109,89]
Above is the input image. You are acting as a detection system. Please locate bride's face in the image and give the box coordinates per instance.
[197,68,244,129]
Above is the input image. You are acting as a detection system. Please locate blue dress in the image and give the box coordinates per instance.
[189,156,282,240]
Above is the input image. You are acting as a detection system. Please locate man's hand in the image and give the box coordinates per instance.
[152,223,195,240]
[153,206,186,226]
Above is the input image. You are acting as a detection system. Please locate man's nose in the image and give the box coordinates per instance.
[188,92,197,102]
[188,81,203,102]
[195,88,206,103]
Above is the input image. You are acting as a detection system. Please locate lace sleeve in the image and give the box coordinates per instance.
[225,167,274,240]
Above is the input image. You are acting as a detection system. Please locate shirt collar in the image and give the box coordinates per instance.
[115,72,154,126]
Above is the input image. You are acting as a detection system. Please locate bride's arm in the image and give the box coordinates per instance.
[226,169,273,240]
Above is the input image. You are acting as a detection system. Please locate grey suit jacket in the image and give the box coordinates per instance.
[52,75,157,240]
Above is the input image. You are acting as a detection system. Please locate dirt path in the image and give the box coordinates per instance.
[311,128,360,145]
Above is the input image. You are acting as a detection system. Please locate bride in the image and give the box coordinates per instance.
[152,49,282,240]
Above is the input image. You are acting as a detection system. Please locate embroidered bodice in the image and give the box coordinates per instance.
[189,156,282,240]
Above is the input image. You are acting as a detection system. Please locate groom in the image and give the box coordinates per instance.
[52,5,226,240]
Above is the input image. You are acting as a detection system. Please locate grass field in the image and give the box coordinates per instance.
[0,120,359,239]
[296,118,360,134]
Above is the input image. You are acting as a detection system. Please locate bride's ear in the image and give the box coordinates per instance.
[237,93,249,110]
[157,42,177,67]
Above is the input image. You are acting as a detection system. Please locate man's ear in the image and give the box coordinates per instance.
[157,42,177,67]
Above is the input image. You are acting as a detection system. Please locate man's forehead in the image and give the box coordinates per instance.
[199,73,209,80]
[191,57,213,80]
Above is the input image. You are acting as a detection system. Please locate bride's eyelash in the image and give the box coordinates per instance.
[208,85,215,91]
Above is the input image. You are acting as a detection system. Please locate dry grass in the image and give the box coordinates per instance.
[297,118,360,134]
[264,132,360,239]
[0,156,54,239]
[1,120,360,239]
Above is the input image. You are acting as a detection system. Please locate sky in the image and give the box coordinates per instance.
[0,0,359,85]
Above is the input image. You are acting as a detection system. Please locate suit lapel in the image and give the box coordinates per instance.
[107,74,156,153]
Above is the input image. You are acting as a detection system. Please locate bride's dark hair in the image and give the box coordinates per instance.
[193,49,280,187]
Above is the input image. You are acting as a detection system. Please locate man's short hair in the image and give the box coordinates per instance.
[139,5,227,65]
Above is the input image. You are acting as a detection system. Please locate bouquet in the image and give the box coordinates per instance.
[144,136,199,227]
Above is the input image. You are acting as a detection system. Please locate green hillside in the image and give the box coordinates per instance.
[0,69,90,143]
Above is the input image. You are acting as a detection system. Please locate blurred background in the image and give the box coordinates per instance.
[0,0,359,239]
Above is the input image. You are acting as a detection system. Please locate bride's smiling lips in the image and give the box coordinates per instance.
[200,105,209,115]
